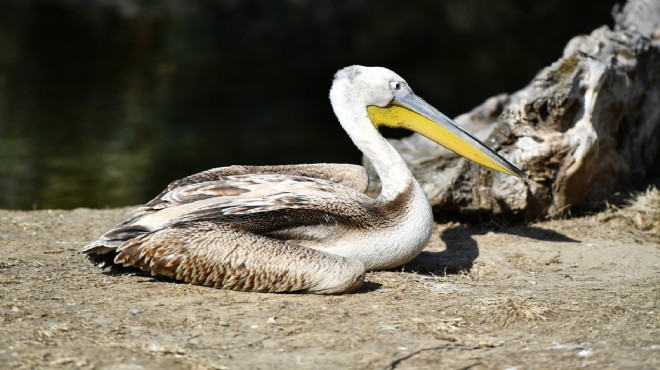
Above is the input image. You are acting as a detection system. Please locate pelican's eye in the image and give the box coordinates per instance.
[390,82,402,91]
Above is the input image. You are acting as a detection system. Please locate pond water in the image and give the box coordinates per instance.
[0,0,617,209]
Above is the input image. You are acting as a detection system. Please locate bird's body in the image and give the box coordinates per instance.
[83,66,526,294]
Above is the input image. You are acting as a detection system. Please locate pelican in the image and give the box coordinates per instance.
[82,66,526,294]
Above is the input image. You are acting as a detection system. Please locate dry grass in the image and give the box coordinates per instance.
[597,186,660,241]
[476,297,552,327]
[625,186,660,236]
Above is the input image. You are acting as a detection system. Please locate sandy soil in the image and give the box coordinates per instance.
[1,188,659,370]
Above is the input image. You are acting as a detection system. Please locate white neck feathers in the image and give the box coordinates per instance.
[329,77,414,200]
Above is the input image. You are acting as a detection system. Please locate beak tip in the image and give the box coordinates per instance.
[521,173,529,183]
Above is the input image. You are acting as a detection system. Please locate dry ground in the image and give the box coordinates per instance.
[1,188,659,369]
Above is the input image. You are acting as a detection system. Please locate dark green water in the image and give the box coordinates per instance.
[0,0,618,209]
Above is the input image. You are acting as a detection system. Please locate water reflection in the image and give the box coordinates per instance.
[0,0,617,209]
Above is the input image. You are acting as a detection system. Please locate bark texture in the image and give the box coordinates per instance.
[367,0,660,218]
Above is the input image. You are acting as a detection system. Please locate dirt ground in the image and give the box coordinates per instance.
[1,188,659,370]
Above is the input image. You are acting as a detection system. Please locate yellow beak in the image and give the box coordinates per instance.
[367,93,527,181]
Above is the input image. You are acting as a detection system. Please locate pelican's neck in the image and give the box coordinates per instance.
[331,97,414,201]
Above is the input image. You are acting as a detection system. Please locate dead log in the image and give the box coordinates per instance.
[366,0,660,218]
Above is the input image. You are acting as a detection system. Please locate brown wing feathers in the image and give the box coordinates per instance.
[145,164,368,209]
[83,164,380,293]
[114,222,365,293]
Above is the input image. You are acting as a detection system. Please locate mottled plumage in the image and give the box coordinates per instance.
[82,163,425,293]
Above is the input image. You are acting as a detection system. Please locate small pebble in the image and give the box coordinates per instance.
[577,349,592,357]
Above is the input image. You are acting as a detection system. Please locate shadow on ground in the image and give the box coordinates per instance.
[403,223,580,276]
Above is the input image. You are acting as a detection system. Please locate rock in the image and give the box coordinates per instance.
[366,0,660,218]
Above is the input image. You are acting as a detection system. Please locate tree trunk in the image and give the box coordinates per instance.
[366,0,660,219]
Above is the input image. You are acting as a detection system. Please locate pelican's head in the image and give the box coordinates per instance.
[330,65,527,181]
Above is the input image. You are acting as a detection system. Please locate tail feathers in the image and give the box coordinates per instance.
[81,224,152,256]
